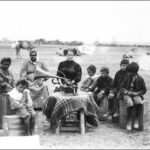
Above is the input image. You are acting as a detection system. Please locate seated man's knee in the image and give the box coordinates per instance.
[123,95,133,107]
[133,96,143,105]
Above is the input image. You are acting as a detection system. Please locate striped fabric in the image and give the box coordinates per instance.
[43,91,99,129]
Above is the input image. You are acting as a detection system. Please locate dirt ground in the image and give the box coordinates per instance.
[0,44,150,149]
[35,111,150,149]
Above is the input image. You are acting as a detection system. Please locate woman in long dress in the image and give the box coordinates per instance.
[55,49,82,92]
[20,50,49,109]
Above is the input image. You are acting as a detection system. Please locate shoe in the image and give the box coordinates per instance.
[127,120,132,131]
[103,112,111,118]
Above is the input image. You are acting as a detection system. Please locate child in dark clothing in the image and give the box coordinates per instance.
[93,67,113,118]
[120,62,147,125]
[108,59,129,117]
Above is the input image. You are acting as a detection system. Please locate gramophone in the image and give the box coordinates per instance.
[33,67,78,94]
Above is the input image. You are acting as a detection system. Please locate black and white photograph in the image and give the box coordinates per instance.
[0,1,150,149]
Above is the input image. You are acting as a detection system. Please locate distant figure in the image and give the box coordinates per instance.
[12,41,35,59]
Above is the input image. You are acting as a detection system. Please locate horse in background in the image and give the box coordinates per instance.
[11,41,35,59]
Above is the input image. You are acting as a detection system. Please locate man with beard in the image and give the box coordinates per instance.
[92,67,113,119]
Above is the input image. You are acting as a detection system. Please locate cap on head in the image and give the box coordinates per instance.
[100,67,109,74]
[30,49,37,56]
[120,59,129,66]
[127,62,139,74]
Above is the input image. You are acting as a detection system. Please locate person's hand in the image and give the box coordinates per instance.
[127,91,137,96]
[37,78,44,86]
[65,79,72,86]
[23,89,30,94]
[127,91,132,96]
[71,80,75,84]
[97,91,104,100]
[80,87,84,91]
[94,87,98,93]
[108,93,114,99]
[85,88,89,92]
[130,91,138,96]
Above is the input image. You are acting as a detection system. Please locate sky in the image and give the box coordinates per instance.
[0,1,150,44]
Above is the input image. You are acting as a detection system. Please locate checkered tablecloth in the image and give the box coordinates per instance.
[43,91,99,129]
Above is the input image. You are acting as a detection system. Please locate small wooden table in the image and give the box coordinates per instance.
[43,91,99,134]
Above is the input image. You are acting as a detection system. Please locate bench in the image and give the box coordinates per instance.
[0,93,25,136]
[119,99,149,131]
[3,115,25,136]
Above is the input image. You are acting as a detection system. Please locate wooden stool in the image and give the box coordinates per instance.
[119,100,149,131]
[0,93,25,136]
[0,93,12,129]
[3,115,25,136]
[55,110,85,135]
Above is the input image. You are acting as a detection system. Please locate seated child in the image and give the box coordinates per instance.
[120,62,147,124]
[93,67,113,118]
[80,64,99,92]
[108,59,129,117]
[8,79,36,136]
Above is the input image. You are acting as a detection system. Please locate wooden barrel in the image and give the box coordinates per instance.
[0,93,12,129]
[3,115,25,136]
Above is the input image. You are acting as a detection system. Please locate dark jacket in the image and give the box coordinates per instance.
[120,73,147,99]
[57,60,82,84]
[93,75,113,95]
[111,69,128,94]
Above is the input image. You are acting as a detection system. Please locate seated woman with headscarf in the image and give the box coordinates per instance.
[55,49,82,93]
[20,50,49,109]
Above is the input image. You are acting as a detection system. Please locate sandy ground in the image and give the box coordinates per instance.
[35,111,150,149]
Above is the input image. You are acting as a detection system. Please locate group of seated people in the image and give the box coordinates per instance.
[0,48,147,136]
[80,58,147,124]
[53,49,147,127]
[0,50,49,136]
